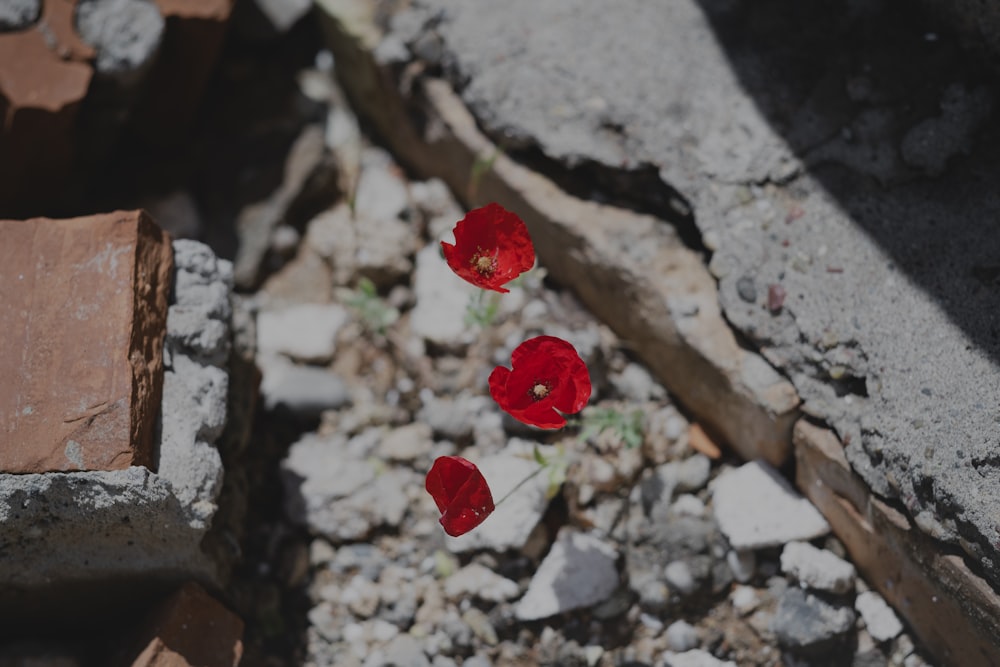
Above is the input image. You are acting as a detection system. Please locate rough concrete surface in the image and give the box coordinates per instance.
[0,239,242,625]
[394,0,1000,588]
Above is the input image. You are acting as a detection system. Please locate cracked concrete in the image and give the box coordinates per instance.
[388,0,1000,591]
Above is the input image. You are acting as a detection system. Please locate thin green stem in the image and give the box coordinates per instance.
[494,464,547,506]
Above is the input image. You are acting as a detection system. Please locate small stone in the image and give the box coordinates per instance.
[665,620,699,652]
[726,550,756,584]
[664,561,698,596]
[443,563,520,602]
[712,461,829,550]
[771,588,855,653]
[462,607,498,646]
[0,0,40,31]
[378,423,435,462]
[736,275,757,303]
[855,591,903,642]
[730,585,759,615]
[341,575,380,617]
[257,303,349,363]
[780,541,856,594]
[382,634,430,667]
[767,284,786,313]
[75,0,164,75]
[515,529,619,621]
[672,494,706,517]
[661,649,737,667]
[675,455,712,492]
[258,355,351,416]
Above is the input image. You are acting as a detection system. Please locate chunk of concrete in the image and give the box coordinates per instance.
[0,211,172,472]
[712,460,829,550]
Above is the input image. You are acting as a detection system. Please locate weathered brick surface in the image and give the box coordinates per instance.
[795,420,1000,667]
[0,211,172,472]
[127,582,244,667]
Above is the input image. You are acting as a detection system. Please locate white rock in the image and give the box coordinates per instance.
[378,423,435,462]
[730,585,759,615]
[726,550,756,584]
[711,460,829,549]
[307,203,415,287]
[856,590,903,642]
[251,0,312,32]
[780,541,856,594]
[672,494,706,517]
[281,433,413,541]
[664,561,698,595]
[447,440,555,553]
[444,563,520,602]
[354,159,410,222]
[661,649,737,667]
[665,620,699,651]
[257,354,350,416]
[514,529,619,621]
[257,302,349,362]
[410,244,477,347]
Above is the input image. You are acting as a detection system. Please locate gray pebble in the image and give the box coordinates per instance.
[736,275,757,303]
[666,619,700,651]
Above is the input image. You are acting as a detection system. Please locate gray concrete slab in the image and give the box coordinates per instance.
[391,0,1000,585]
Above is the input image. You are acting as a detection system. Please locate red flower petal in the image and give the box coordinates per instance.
[425,456,495,537]
[488,335,591,429]
[440,203,535,293]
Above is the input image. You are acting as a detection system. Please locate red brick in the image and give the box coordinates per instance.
[127,582,244,667]
[0,211,172,472]
[795,420,1000,667]
[130,0,237,145]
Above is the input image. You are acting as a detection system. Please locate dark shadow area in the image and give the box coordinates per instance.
[692,0,1000,365]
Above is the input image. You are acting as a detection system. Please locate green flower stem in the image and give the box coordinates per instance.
[494,463,547,506]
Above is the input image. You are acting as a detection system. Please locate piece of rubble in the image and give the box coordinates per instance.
[712,460,829,550]
[0,211,172,472]
[515,529,619,621]
[257,302,350,363]
[855,591,904,643]
[126,582,244,667]
[780,541,856,594]
[771,588,856,654]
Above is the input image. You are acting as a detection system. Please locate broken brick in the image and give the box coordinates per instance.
[0,211,172,472]
[126,582,244,667]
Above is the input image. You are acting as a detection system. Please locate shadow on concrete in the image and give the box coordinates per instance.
[694,0,1000,365]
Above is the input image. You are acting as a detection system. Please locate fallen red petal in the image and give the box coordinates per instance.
[425,456,495,537]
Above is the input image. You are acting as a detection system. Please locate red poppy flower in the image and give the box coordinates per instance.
[440,203,535,293]
[488,335,591,429]
[425,456,495,537]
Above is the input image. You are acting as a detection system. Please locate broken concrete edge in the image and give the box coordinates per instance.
[313,6,1000,664]
[795,420,1000,667]
[317,0,800,468]
[0,236,251,630]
